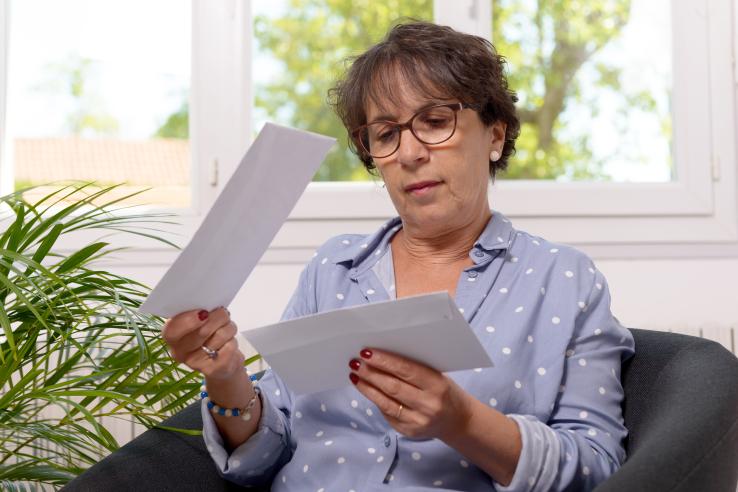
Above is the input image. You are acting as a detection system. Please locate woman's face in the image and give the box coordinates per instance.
[366,81,506,237]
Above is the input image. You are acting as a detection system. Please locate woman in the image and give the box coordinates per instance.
[163,21,634,491]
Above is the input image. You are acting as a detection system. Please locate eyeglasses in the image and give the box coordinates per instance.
[352,102,472,159]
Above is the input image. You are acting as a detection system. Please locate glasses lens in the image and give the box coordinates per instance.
[365,122,399,158]
[412,106,456,144]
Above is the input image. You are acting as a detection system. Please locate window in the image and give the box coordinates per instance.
[2,0,192,208]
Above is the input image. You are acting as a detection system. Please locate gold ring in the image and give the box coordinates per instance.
[396,404,404,419]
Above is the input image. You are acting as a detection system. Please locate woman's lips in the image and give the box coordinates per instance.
[404,181,442,195]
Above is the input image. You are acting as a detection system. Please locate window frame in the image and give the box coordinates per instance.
[1,0,736,262]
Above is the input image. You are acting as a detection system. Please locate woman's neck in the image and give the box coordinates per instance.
[394,208,492,265]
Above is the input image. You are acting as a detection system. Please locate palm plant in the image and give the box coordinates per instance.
[0,183,217,490]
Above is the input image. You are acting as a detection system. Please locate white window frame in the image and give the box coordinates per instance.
[1,0,736,264]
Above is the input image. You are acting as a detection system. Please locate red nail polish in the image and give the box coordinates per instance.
[349,359,361,371]
[360,349,373,359]
[198,310,209,321]
[349,373,359,385]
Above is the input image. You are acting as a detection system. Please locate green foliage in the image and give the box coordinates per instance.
[155,102,189,139]
[253,0,433,181]
[0,183,200,489]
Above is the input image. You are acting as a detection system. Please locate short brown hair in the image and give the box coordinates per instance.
[329,21,520,179]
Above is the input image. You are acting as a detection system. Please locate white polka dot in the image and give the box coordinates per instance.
[336,293,344,300]
[320,403,327,412]
[578,358,587,367]
[275,389,281,396]
[458,307,465,314]
[460,460,469,468]
[349,421,358,429]
[312,252,318,257]
[366,408,373,416]
[552,316,561,325]
[467,276,476,282]
[588,429,597,437]
[303,464,309,473]
[389,284,395,291]
[350,400,358,408]
[315,430,324,437]
[489,398,498,407]
[321,257,328,265]
[282,475,286,483]
[485,326,495,333]
[360,243,368,249]
[566,452,572,461]
[337,456,346,464]
[502,347,511,355]
[588,267,595,274]
[594,328,602,336]
[377,456,384,463]
[599,387,606,395]
[511,256,519,263]
[324,440,333,446]
[514,380,522,389]
[474,367,483,372]
[596,283,603,290]
[583,466,590,475]
[525,268,534,274]
[411,452,422,461]
[515,306,524,313]
[366,289,375,295]
[232,459,241,467]
[527,335,534,343]
[499,287,508,294]
[537,367,546,376]
[368,447,376,454]
[566,349,575,357]
[532,240,540,245]
[387,475,394,482]
[540,287,546,295]
[342,239,350,245]
[318,489,325,492]
[433,480,443,486]
[611,368,616,376]
[550,248,559,253]
[580,411,588,419]
[295,411,303,418]
[578,301,586,309]
[528,477,536,486]
[262,451,270,458]
[206,445,213,452]
[565,270,574,278]
[497,236,504,242]
[375,249,382,256]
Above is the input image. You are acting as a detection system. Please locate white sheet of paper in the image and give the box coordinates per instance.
[139,123,335,318]
[242,292,494,395]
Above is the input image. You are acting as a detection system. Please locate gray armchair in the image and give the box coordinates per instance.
[62,328,738,492]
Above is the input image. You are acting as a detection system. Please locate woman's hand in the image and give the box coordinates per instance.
[162,307,245,381]
[349,348,474,441]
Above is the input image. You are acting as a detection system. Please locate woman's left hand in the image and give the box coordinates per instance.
[349,348,474,441]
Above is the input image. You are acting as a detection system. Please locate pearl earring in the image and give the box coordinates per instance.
[490,150,501,162]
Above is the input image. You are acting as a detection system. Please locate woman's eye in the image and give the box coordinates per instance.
[376,128,396,142]
[420,115,451,127]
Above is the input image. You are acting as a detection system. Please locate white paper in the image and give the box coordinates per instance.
[242,292,494,395]
[139,123,335,318]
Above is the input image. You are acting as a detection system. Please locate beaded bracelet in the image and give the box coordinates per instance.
[200,373,261,421]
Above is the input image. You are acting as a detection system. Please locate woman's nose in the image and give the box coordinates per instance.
[396,128,430,167]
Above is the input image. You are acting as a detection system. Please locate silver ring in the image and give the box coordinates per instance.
[201,345,218,359]
[396,404,403,419]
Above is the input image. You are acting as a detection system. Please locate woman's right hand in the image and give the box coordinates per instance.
[162,307,245,381]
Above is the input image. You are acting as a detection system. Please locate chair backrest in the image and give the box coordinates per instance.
[595,328,738,492]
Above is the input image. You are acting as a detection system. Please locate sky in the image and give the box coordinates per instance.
[5,0,672,182]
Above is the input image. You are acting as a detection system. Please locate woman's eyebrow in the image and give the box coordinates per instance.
[368,100,450,123]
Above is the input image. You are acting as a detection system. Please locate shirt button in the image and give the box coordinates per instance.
[384,435,391,447]
[467,271,479,278]
[474,250,485,258]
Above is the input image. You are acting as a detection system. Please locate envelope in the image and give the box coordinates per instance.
[241,292,494,394]
[139,123,335,318]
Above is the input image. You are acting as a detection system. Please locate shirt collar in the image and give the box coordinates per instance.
[332,210,514,271]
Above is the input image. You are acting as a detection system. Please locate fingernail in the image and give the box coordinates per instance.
[198,310,209,321]
[349,373,359,385]
[349,359,361,371]
[360,349,373,359]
